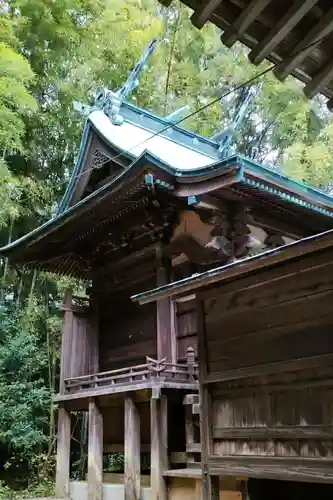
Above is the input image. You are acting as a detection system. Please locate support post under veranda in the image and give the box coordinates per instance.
[124,395,141,500]
[151,390,168,500]
[88,398,103,500]
[55,405,71,499]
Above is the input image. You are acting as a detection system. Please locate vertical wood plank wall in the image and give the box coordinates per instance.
[99,298,157,371]
[60,293,98,393]
[197,258,333,482]
[175,298,198,361]
[156,247,174,363]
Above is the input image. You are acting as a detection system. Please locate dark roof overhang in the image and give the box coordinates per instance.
[132,228,333,305]
[162,0,333,110]
[2,153,333,278]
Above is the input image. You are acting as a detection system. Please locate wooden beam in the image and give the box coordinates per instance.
[222,0,272,48]
[327,97,333,111]
[249,0,319,65]
[274,6,333,81]
[191,0,224,30]
[249,210,312,239]
[88,399,103,500]
[124,396,141,500]
[55,406,71,499]
[204,352,333,384]
[304,58,333,98]
[55,380,198,404]
[212,426,333,440]
[156,245,173,362]
[211,375,333,397]
[150,394,168,500]
[174,167,240,196]
[208,455,333,483]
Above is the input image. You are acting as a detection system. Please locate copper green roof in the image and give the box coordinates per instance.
[57,102,333,216]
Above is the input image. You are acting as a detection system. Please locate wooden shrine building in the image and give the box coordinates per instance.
[133,227,333,499]
[2,84,333,499]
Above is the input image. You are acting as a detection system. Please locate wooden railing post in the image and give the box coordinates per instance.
[124,396,141,500]
[55,406,71,498]
[88,399,103,500]
[186,346,195,378]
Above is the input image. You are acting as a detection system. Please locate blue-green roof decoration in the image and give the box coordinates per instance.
[94,38,157,126]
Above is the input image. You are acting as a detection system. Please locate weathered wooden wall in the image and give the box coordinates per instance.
[99,280,157,371]
[175,298,198,362]
[60,297,98,392]
[203,265,333,375]
[211,373,333,458]
[198,256,333,482]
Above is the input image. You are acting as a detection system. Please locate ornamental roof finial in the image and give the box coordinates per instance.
[73,38,158,125]
[94,38,158,125]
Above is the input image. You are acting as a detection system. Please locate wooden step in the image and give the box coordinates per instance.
[163,468,202,479]
[192,402,200,415]
[186,442,201,453]
[183,393,199,406]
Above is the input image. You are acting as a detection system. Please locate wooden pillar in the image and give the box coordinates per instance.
[200,386,219,500]
[59,291,73,394]
[197,299,219,500]
[156,246,175,363]
[55,406,71,499]
[124,396,141,500]
[150,392,168,500]
[88,399,103,500]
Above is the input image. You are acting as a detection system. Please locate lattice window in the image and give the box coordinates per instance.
[92,148,111,169]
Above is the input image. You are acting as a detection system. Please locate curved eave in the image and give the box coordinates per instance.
[2,151,333,270]
[0,151,235,269]
[0,151,161,261]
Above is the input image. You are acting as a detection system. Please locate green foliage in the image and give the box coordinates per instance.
[0,14,36,155]
[285,120,333,188]
[0,303,50,451]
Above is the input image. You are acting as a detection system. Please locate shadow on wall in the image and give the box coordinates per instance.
[248,478,333,500]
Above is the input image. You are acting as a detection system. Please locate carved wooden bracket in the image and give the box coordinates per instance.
[165,209,253,264]
[146,356,167,373]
